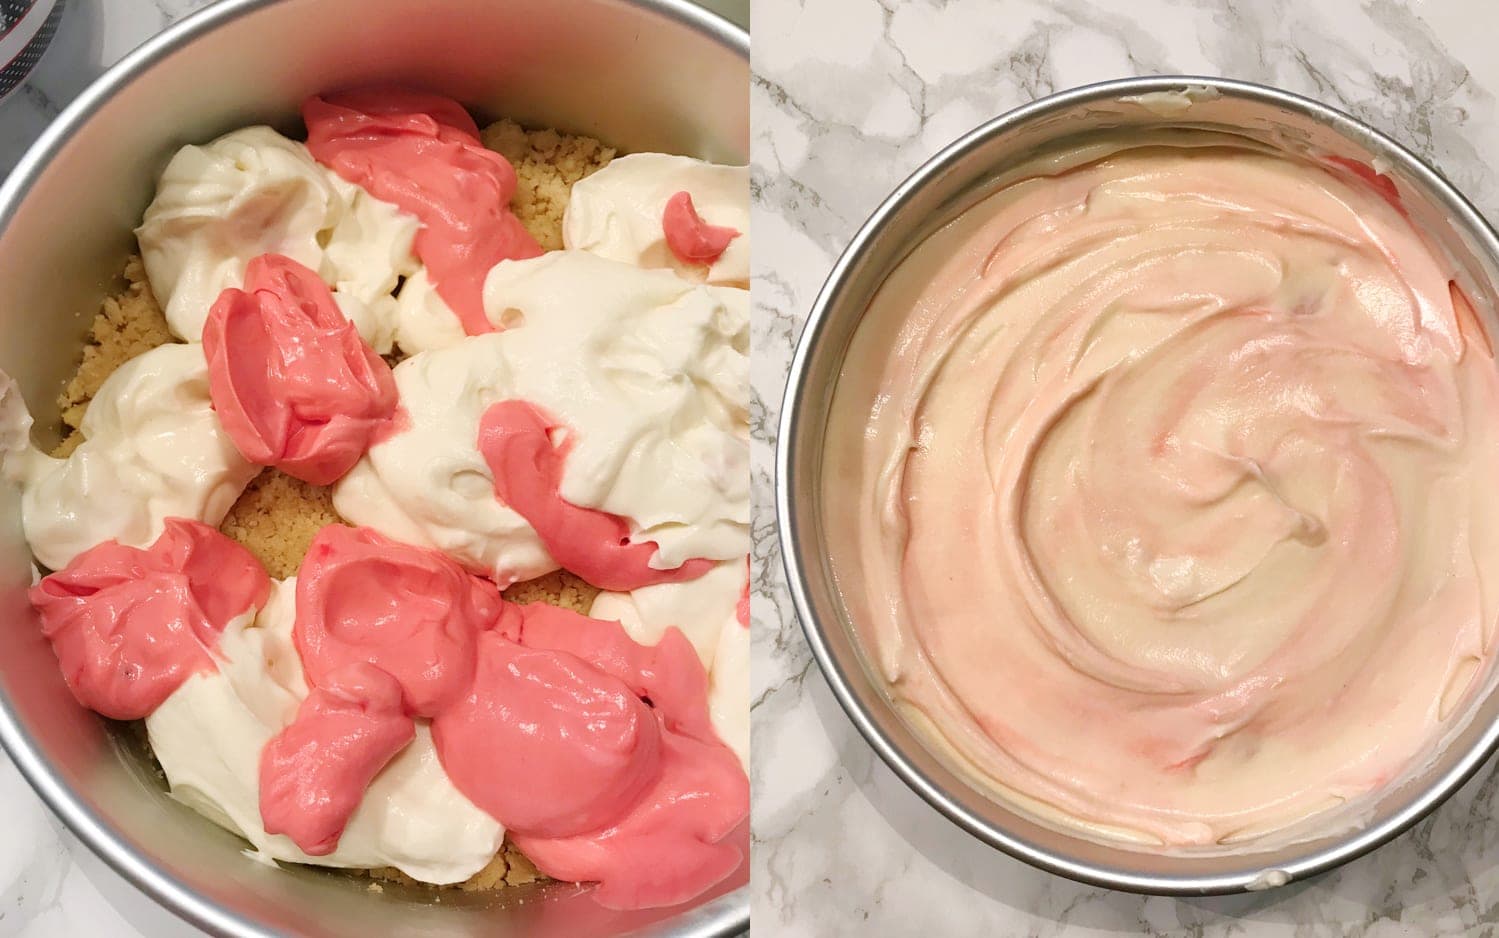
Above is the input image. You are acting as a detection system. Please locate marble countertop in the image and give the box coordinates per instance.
[750,0,1499,935]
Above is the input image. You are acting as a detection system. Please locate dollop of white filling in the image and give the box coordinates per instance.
[136,126,418,352]
[590,559,749,768]
[563,153,749,286]
[380,153,750,355]
[389,268,469,355]
[146,578,505,885]
[337,251,749,584]
[3,344,257,571]
[332,338,557,588]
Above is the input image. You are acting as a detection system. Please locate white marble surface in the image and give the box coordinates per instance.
[751,0,1499,935]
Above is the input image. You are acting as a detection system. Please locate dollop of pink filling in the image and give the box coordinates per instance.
[436,602,749,910]
[260,523,746,907]
[661,190,739,266]
[259,662,414,855]
[302,88,542,336]
[477,399,714,592]
[203,253,399,486]
[28,519,270,720]
[293,524,500,716]
[433,620,663,840]
[259,525,500,853]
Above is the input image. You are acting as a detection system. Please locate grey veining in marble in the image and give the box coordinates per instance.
[751,0,1499,935]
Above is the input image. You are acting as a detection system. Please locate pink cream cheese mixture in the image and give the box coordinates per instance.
[30,520,269,720]
[303,87,543,337]
[477,399,715,592]
[203,253,401,486]
[36,522,746,908]
[838,140,1499,847]
[662,190,739,266]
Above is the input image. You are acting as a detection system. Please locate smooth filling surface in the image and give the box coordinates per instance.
[837,139,1499,846]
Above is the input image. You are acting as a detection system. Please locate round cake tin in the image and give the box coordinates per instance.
[0,0,748,935]
[776,75,1499,895]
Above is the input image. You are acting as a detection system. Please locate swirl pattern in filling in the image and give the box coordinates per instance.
[841,141,1499,846]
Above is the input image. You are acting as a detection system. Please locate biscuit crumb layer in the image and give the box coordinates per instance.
[55,255,175,449]
[219,470,345,579]
[483,119,616,251]
[503,568,601,613]
[366,841,540,892]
